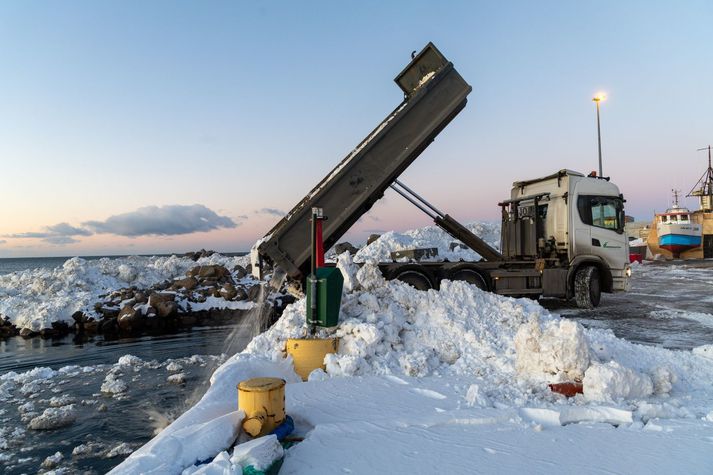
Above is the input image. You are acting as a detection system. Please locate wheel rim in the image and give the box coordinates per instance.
[395,270,432,291]
[449,269,487,290]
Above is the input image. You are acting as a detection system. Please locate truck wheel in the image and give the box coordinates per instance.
[447,267,488,291]
[387,267,433,291]
[574,265,601,309]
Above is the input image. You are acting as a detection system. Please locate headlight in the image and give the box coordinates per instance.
[625,266,632,278]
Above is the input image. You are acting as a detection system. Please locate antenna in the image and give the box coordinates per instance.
[671,188,680,207]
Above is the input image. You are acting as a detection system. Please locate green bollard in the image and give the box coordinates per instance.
[306,267,343,328]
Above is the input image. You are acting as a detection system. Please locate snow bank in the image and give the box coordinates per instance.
[353,222,500,262]
[115,247,713,473]
[0,253,249,331]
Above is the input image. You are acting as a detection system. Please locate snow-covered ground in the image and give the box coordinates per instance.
[114,251,713,473]
[0,254,250,331]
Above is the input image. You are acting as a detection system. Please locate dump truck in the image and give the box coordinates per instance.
[251,42,630,309]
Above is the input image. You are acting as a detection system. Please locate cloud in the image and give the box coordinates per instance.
[0,239,6,245]
[5,222,91,245]
[84,204,237,237]
[255,208,285,217]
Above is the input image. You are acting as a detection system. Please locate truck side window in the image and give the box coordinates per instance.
[578,195,624,233]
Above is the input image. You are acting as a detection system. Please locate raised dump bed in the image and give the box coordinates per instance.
[256,43,473,281]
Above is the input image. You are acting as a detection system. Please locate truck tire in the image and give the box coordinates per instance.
[387,266,434,291]
[574,265,601,309]
[447,267,488,291]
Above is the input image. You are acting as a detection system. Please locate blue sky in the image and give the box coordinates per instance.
[1,1,712,256]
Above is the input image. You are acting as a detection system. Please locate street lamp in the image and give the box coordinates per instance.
[592,92,606,177]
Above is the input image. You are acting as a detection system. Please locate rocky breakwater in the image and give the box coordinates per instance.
[1,260,292,341]
[71,264,264,339]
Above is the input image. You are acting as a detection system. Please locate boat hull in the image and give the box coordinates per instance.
[658,224,701,255]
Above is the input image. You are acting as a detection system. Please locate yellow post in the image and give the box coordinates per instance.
[285,337,339,381]
[237,377,286,437]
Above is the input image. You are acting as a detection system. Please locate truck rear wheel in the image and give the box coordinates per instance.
[574,265,601,309]
[447,267,488,291]
[387,266,434,291]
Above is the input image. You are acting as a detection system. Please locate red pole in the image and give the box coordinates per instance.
[315,218,325,268]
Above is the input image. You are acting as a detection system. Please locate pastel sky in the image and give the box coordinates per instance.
[1,1,712,257]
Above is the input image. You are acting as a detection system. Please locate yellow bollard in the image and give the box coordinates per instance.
[237,377,286,437]
[285,337,339,381]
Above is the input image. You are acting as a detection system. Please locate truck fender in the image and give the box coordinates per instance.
[567,256,613,296]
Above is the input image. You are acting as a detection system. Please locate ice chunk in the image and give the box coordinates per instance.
[583,361,654,402]
[515,318,591,382]
[231,434,283,471]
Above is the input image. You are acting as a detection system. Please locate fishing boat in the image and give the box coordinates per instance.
[656,190,701,257]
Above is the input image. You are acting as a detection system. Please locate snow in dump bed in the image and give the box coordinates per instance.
[353,221,501,262]
[115,258,713,474]
[0,253,250,331]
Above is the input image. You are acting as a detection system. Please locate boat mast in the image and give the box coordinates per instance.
[686,145,713,211]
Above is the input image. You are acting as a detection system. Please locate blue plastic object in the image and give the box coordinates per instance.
[269,415,294,441]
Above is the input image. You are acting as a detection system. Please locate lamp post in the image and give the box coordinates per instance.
[592,93,606,177]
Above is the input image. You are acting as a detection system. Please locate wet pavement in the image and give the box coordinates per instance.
[541,260,713,350]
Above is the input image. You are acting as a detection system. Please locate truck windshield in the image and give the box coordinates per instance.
[577,195,624,233]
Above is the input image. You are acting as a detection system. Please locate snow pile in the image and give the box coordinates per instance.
[353,221,501,262]
[514,318,591,382]
[0,253,249,331]
[116,255,713,473]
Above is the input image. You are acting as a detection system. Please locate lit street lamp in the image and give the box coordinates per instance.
[592,92,606,177]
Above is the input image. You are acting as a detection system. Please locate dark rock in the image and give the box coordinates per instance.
[235,287,248,301]
[71,311,86,323]
[233,265,248,279]
[148,292,175,308]
[145,306,157,318]
[99,318,119,336]
[245,263,252,274]
[83,319,98,334]
[19,327,36,338]
[220,283,238,300]
[51,321,70,336]
[187,265,229,280]
[99,306,119,319]
[367,234,381,245]
[172,277,198,291]
[334,242,359,255]
[134,292,148,304]
[155,301,178,318]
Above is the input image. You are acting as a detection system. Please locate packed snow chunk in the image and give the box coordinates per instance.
[28,405,77,430]
[356,263,385,291]
[41,451,64,469]
[231,434,283,471]
[515,317,591,382]
[117,354,143,367]
[166,361,183,373]
[114,411,243,474]
[101,372,128,395]
[583,361,654,402]
[652,366,676,395]
[559,406,633,426]
[168,373,187,384]
[692,344,713,360]
[336,252,360,292]
[307,368,329,382]
[106,442,134,458]
[465,383,491,408]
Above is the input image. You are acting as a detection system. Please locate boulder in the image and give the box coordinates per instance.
[220,283,238,300]
[187,265,229,280]
[171,277,198,291]
[19,327,36,338]
[247,284,264,302]
[134,292,148,304]
[334,242,359,255]
[148,292,175,308]
[155,301,178,318]
[367,234,381,245]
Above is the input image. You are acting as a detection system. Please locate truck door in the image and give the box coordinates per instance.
[577,195,628,270]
